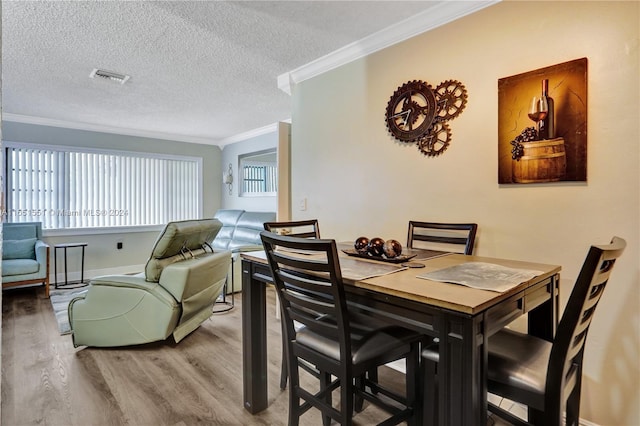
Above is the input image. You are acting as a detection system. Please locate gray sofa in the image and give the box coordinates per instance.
[212,209,276,292]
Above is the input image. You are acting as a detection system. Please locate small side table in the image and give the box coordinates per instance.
[54,242,88,288]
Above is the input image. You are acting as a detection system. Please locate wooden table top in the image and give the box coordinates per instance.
[241,247,561,315]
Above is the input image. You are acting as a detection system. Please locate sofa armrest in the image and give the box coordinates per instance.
[34,240,49,264]
[231,244,264,253]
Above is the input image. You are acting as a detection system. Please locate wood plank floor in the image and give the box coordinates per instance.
[1,285,409,426]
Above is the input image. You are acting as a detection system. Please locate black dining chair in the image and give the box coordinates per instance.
[264,219,322,389]
[265,219,321,239]
[407,221,478,255]
[359,221,478,404]
[261,231,423,426]
[422,236,626,426]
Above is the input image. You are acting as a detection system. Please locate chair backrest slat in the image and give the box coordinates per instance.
[271,252,331,273]
[407,221,478,255]
[278,271,334,306]
[412,234,470,245]
[265,219,321,239]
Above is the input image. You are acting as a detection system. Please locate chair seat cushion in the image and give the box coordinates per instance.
[2,259,40,277]
[296,325,419,366]
[2,259,40,276]
[487,328,552,409]
[421,327,551,409]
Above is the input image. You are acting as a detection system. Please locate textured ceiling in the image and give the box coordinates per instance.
[2,1,457,146]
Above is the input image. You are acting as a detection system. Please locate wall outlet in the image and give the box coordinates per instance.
[117,242,123,250]
[299,197,307,211]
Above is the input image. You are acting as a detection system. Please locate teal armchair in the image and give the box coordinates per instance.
[68,219,231,347]
[2,222,50,297]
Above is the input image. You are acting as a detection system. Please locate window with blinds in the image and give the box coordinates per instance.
[242,164,277,194]
[239,149,277,196]
[4,143,202,229]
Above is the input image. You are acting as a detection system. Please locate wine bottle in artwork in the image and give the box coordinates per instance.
[539,79,555,139]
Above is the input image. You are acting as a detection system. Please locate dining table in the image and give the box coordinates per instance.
[241,243,561,426]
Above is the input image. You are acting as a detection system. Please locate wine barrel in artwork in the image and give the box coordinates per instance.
[513,137,566,183]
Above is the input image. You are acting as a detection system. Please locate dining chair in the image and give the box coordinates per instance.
[359,221,478,401]
[407,221,478,255]
[264,219,322,389]
[264,219,321,239]
[261,231,423,426]
[422,236,626,426]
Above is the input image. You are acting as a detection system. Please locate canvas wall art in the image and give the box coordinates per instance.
[498,58,588,184]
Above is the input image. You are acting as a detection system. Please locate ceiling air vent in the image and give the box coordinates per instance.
[90,68,130,84]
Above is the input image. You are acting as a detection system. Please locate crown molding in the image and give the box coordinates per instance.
[277,0,500,95]
[2,113,221,146]
[219,122,277,147]
[2,113,291,148]
[219,118,291,148]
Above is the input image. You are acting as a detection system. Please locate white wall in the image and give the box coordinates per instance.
[220,130,278,213]
[290,2,639,424]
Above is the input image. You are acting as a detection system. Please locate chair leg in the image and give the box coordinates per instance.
[340,376,353,426]
[279,303,289,390]
[320,371,332,426]
[280,336,288,389]
[406,341,420,426]
[368,367,379,393]
[288,357,301,426]
[422,357,438,426]
[354,367,378,412]
[354,375,365,412]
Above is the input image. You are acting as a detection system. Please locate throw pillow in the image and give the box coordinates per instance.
[2,238,37,260]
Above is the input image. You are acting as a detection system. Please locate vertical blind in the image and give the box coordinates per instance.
[5,145,201,229]
[242,164,277,194]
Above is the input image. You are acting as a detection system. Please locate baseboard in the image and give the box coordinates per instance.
[49,264,145,285]
[576,417,599,426]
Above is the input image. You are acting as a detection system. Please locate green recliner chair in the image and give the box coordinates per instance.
[68,219,231,347]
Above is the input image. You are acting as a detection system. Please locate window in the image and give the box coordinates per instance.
[240,149,277,196]
[4,143,202,229]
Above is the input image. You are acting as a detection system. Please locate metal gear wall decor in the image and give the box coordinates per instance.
[385,80,438,143]
[385,79,467,157]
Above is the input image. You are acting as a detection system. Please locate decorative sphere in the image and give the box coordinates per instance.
[383,239,403,258]
[367,237,385,257]
[354,236,370,254]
